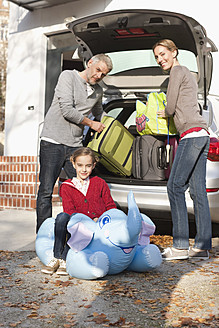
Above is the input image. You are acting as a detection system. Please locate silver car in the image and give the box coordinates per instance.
[67,9,219,235]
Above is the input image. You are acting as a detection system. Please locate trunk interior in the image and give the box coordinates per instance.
[84,97,172,186]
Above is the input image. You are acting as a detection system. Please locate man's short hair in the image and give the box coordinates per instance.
[91,54,113,72]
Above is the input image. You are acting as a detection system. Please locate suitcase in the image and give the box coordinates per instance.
[88,116,134,176]
[132,135,167,180]
[164,136,179,179]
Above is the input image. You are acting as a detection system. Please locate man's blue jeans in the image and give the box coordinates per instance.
[36,140,78,232]
[167,136,212,250]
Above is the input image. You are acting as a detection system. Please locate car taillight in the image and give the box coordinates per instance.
[207,137,219,161]
[206,188,219,193]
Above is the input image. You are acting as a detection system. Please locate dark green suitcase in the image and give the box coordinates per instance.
[88,116,134,176]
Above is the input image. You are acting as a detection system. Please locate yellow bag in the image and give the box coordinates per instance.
[136,92,177,135]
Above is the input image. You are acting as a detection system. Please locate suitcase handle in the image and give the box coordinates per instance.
[157,146,166,169]
[95,131,103,140]
[166,144,170,164]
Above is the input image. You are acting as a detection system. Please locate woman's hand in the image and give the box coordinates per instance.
[157,110,167,118]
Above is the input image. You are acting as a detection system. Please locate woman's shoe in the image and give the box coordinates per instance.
[162,247,189,260]
[189,248,209,260]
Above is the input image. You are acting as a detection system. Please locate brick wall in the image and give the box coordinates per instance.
[0,156,60,210]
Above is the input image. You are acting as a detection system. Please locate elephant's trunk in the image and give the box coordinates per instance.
[127,191,142,243]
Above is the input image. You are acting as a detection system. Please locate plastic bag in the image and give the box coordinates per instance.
[136,92,177,135]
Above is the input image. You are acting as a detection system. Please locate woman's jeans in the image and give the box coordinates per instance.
[167,136,212,250]
[36,140,78,232]
[54,212,71,260]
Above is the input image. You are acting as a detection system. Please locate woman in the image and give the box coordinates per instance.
[153,39,211,260]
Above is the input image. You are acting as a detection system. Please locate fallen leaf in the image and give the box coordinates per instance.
[179,317,193,326]
[134,300,143,304]
[109,317,126,326]
[196,318,206,323]
[27,313,38,318]
[92,312,99,317]
[159,298,169,304]
[139,309,147,313]
[92,313,109,324]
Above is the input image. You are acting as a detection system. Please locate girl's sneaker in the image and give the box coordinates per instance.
[41,258,59,274]
[56,259,68,275]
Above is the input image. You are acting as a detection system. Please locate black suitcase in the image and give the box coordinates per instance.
[132,135,167,180]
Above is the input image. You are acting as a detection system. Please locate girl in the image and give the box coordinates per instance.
[41,147,116,275]
[153,39,211,260]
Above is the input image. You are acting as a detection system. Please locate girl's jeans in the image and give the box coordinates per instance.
[167,136,212,250]
[53,212,71,260]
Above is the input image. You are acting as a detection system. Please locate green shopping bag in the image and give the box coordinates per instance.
[136,92,177,135]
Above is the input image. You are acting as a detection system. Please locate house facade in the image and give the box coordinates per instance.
[1,0,219,210]
[0,0,9,149]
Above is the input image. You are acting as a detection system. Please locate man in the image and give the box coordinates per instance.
[36,53,113,232]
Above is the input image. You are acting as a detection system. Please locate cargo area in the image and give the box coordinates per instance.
[84,97,174,186]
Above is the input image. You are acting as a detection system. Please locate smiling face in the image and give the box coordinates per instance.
[96,211,136,257]
[86,59,109,85]
[153,45,178,71]
[73,155,95,182]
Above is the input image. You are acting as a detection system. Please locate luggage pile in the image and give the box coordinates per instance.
[88,92,179,180]
[133,92,178,180]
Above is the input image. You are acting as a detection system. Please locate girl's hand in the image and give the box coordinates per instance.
[157,110,167,118]
[93,217,98,222]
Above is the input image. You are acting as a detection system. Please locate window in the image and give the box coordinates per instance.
[0,22,8,42]
[107,49,198,75]
[107,107,123,119]
[3,0,9,7]
[107,106,136,128]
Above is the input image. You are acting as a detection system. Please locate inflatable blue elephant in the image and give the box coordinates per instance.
[36,191,162,280]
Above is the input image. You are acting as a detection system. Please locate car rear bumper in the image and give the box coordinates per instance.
[108,182,219,224]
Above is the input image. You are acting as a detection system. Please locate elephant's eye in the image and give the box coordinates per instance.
[99,214,111,229]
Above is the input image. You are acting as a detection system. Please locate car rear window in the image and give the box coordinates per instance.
[106,107,136,128]
[106,49,198,75]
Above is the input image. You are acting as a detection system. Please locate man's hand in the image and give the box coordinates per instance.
[81,116,105,133]
[90,121,105,133]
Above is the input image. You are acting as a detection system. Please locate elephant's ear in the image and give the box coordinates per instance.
[67,222,94,252]
[138,216,155,246]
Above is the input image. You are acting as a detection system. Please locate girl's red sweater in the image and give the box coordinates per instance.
[59,176,117,219]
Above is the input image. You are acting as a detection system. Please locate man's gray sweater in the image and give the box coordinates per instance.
[41,69,103,147]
